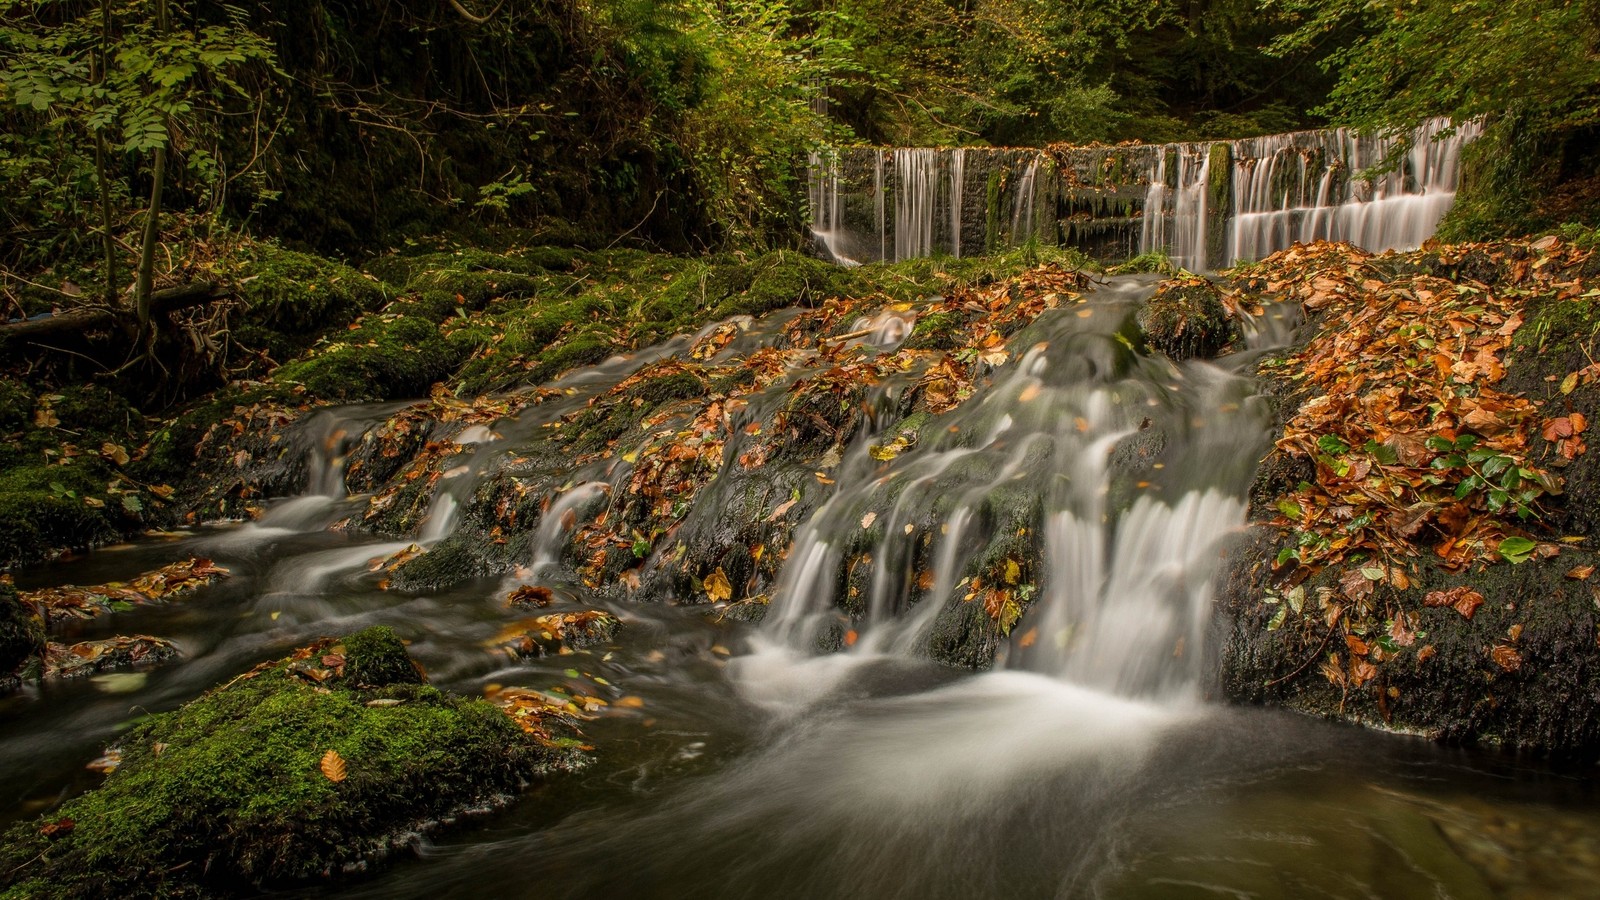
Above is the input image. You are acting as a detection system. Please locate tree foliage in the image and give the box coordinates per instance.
[1271,0,1600,131]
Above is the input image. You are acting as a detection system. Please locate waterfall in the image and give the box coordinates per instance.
[1226,118,1482,263]
[894,149,940,261]
[810,118,1479,270]
[1139,152,1168,256]
[949,149,966,259]
[1010,154,1041,246]
[807,150,860,267]
[874,152,887,263]
[746,276,1283,702]
[1168,147,1212,271]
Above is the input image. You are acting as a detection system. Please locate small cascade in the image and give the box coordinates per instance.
[745,276,1286,702]
[874,153,887,262]
[1168,147,1212,271]
[893,149,940,260]
[1139,152,1168,256]
[524,482,611,578]
[949,149,966,259]
[807,150,860,266]
[808,118,1479,270]
[1010,154,1041,246]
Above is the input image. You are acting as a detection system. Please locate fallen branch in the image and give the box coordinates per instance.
[0,282,230,346]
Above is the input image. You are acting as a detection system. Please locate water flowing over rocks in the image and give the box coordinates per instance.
[809,118,1480,269]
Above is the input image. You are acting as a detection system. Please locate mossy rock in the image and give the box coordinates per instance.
[274,314,463,401]
[1137,278,1239,360]
[0,626,561,898]
[0,464,127,568]
[902,311,966,351]
[0,581,45,681]
[0,380,35,434]
[228,242,390,363]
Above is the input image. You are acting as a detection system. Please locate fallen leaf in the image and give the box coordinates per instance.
[767,498,797,522]
[1491,645,1523,672]
[1423,586,1485,619]
[320,749,347,783]
[703,568,732,603]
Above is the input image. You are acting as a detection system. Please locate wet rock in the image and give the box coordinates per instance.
[1215,528,1600,755]
[0,625,568,897]
[1137,277,1239,360]
[493,610,621,658]
[22,558,230,628]
[0,581,45,688]
[42,636,180,679]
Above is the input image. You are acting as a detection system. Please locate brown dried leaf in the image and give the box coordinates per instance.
[320,749,347,783]
[1423,586,1485,619]
[1491,645,1523,672]
[703,568,733,603]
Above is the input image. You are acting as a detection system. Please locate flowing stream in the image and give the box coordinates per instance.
[2,275,1597,899]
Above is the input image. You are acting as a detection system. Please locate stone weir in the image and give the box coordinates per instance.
[808,118,1481,270]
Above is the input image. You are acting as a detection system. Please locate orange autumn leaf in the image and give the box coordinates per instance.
[320,749,347,783]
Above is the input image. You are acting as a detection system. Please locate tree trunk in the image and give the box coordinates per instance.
[96,0,117,304]
[132,0,171,353]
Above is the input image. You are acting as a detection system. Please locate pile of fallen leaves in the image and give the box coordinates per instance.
[553,265,1087,602]
[1240,237,1600,699]
[1258,240,1592,578]
[22,558,229,627]
[484,685,596,747]
[43,635,178,679]
[487,609,621,658]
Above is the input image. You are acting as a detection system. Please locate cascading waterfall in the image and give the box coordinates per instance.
[1224,117,1483,264]
[893,149,940,261]
[808,118,1479,269]
[1009,154,1041,246]
[1169,147,1212,271]
[1139,152,1168,256]
[949,149,966,259]
[743,276,1283,702]
[807,150,860,267]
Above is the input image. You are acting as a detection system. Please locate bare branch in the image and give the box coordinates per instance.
[446,0,506,25]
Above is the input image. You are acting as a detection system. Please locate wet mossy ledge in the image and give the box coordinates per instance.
[0,626,576,899]
[0,238,1097,565]
[1214,236,1600,757]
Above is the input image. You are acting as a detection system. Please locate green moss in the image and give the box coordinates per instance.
[1511,296,1600,356]
[274,314,463,401]
[1108,251,1176,276]
[0,464,126,567]
[227,242,390,364]
[0,581,45,680]
[341,625,425,689]
[0,626,554,898]
[716,251,848,317]
[902,311,965,351]
[0,380,35,434]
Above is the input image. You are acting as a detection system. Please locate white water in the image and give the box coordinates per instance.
[808,118,1479,269]
[807,150,861,267]
[737,276,1283,727]
[894,148,940,261]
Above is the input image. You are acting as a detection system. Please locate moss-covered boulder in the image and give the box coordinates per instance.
[0,580,45,686]
[1137,276,1239,360]
[0,626,571,898]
